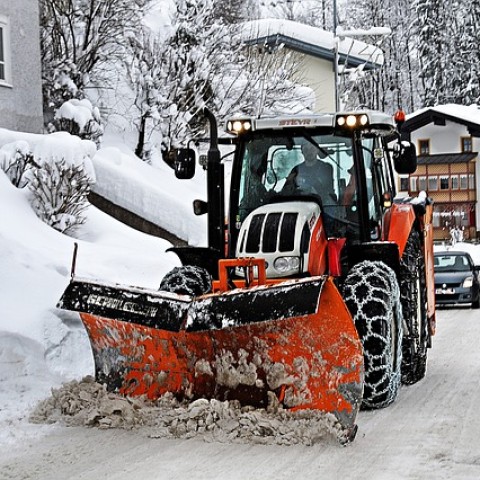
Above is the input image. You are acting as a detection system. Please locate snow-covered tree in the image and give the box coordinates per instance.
[341,0,420,113]
[454,1,480,104]
[260,0,333,29]
[214,0,259,24]
[40,0,147,133]
[413,0,451,106]
[123,0,222,157]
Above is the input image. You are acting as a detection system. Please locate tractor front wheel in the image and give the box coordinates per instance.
[343,261,403,409]
[159,265,212,296]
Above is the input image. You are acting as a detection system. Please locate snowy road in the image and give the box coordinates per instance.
[2,307,480,480]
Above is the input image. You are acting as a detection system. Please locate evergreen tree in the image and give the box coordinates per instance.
[455,0,480,104]
[413,0,450,106]
[214,0,259,24]
[341,0,419,113]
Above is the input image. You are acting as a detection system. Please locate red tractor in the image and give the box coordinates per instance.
[58,109,436,441]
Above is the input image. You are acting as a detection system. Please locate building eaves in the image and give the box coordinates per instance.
[403,107,480,137]
[417,152,477,165]
[240,19,384,71]
[244,34,380,70]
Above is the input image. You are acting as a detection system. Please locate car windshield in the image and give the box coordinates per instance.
[434,254,471,272]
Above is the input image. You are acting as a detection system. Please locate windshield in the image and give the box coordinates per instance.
[434,254,471,272]
[237,132,360,236]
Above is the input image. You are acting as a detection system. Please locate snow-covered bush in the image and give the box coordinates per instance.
[0,141,37,188]
[26,133,97,234]
[54,98,104,147]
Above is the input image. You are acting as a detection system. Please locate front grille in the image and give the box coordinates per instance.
[263,213,281,252]
[245,214,265,253]
[279,213,297,252]
[243,212,298,254]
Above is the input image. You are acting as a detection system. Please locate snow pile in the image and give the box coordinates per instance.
[0,165,178,446]
[31,377,349,445]
[91,146,207,245]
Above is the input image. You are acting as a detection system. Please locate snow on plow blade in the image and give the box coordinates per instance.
[57,275,364,435]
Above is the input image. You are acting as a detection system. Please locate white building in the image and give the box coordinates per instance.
[402,104,480,241]
[0,0,43,133]
[240,19,384,112]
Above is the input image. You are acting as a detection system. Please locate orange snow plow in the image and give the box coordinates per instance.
[57,258,364,439]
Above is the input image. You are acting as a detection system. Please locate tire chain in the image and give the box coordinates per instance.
[343,260,403,409]
[159,265,212,296]
[399,230,428,385]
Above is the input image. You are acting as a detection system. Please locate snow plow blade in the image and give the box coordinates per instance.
[57,275,364,436]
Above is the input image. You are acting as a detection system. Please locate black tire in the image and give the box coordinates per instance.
[399,230,429,385]
[159,265,212,296]
[472,296,480,309]
[343,260,403,409]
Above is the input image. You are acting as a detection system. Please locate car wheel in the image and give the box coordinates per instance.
[472,295,480,309]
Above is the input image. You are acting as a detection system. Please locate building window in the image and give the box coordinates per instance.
[418,176,427,191]
[451,175,459,190]
[399,177,409,191]
[0,15,11,85]
[461,136,473,152]
[460,174,468,190]
[418,139,430,155]
[440,175,449,190]
[428,176,438,191]
[410,176,417,192]
[469,174,475,189]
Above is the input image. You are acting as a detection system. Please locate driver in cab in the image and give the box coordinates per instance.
[282,141,337,205]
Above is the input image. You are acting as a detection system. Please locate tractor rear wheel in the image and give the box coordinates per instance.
[400,230,429,385]
[159,265,212,296]
[343,261,403,409]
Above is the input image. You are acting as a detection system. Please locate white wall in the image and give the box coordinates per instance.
[0,0,43,133]
[410,121,468,154]
[295,55,336,112]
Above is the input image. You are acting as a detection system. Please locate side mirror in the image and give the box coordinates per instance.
[393,141,417,174]
[169,148,196,179]
[193,199,208,216]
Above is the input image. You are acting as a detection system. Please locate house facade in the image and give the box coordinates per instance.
[240,19,383,113]
[0,0,43,133]
[400,105,480,242]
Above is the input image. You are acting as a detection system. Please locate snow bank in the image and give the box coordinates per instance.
[0,164,178,445]
[91,146,207,246]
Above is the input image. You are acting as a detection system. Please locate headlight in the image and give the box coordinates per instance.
[226,119,252,134]
[274,256,300,274]
[336,114,369,129]
[463,276,473,288]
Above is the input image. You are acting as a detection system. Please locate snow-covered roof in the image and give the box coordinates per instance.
[404,104,480,136]
[240,19,384,70]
